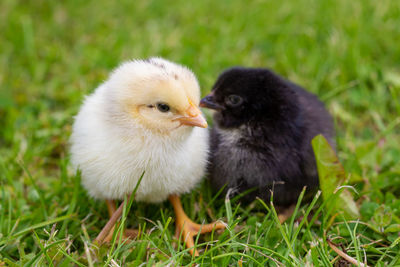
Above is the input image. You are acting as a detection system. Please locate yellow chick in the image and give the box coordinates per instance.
[70,58,225,255]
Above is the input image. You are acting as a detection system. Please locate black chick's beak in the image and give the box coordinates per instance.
[200,94,223,110]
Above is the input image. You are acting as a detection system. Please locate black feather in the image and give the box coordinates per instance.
[201,67,335,206]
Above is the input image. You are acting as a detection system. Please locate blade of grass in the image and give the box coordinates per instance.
[327,239,367,267]
[95,171,144,244]
[23,240,65,267]
[56,245,87,267]
[291,190,321,246]
[212,252,263,266]
[3,213,76,244]
[19,161,48,219]
[59,169,81,236]
[103,171,145,264]
[257,198,296,265]
[32,230,55,267]
[288,186,306,238]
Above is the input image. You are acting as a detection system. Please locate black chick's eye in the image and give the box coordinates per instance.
[225,95,243,107]
[156,102,170,113]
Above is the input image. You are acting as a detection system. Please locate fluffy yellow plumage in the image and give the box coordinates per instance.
[70,57,224,255]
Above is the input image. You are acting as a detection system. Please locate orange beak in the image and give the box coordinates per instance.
[174,99,208,128]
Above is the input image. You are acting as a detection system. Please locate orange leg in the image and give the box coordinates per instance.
[95,199,138,244]
[169,195,226,256]
[106,199,116,216]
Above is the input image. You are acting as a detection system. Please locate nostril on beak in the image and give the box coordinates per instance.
[200,95,212,107]
[200,94,223,110]
[201,95,212,104]
[205,95,214,102]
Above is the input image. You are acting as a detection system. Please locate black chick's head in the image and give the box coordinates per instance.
[200,67,300,129]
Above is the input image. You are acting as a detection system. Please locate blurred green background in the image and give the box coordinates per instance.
[1,0,400,265]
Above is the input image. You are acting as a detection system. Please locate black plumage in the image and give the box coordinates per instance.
[200,67,335,206]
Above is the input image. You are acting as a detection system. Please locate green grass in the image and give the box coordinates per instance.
[1,0,400,265]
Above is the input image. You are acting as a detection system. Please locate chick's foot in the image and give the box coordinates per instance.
[103,225,139,243]
[95,199,138,244]
[169,195,226,256]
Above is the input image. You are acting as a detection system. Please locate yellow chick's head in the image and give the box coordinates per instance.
[104,58,207,134]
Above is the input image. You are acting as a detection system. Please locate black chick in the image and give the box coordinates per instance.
[200,67,335,206]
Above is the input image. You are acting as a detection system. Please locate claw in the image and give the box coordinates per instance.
[169,195,226,256]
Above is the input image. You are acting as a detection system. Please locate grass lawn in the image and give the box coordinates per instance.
[1,0,400,265]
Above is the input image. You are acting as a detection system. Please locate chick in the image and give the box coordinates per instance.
[70,58,225,255]
[200,67,335,207]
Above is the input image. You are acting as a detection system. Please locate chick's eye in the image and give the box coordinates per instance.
[226,95,243,107]
[156,103,170,113]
